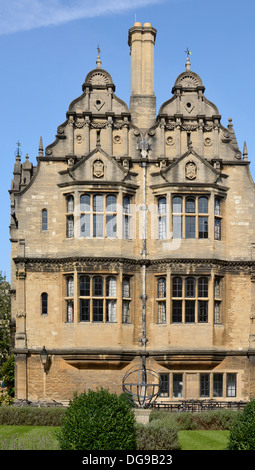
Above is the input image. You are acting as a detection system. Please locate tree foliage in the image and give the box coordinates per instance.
[0,272,11,361]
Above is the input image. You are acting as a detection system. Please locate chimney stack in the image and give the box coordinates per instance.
[128,22,157,130]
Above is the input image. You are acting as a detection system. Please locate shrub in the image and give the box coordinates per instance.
[227,400,255,450]
[149,408,240,430]
[56,388,137,450]
[136,420,180,450]
[0,406,65,426]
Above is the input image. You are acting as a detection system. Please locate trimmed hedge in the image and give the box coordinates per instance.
[0,406,65,426]
[149,408,240,430]
[136,421,180,450]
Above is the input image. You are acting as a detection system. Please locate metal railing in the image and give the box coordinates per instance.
[151,400,248,412]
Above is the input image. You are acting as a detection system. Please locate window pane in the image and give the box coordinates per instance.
[41,293,48,315]
[173,374,183,397]
[214,198,221,215]
[123,196,131,213]
[199,216,208,238]
[185,300,195,322]
[67,276,74,297]
[185,277,195,297]
[42,210,47,231]
[214,278,221,298]
[123,278,130,298]
[227,374,236,397]
[186,197,195,213]
[80,214,90,237]
[106,300,116,322]
[186,216,195,238]
[173,215,182,238]
[106,277,116,297]
[215,218,221,240]
[200,374,210,397]
[93,194,103,212]
[106,215,117,238]
[66,195,74,213]
[198,197,208,213]
[172,197,182,213]
[158,197,166,215]
[66,300,74,323]
[106,195,116,212]
[93,277,103,296]
[80,276,90,296]
[158,278,166,298]
[80,194,90,212]
[158,216,166,239]
[198,277,208,297]
[172,300,182,322]
[123,215,130,239]
[173,277,182,297]
[93,299,103,322]
[66,215,74,238]
[93,214,103,237]
[198,300,208,322]
[122,300,130,323]
[213,374,223,397]
[158,301,166,323]
[214,301,221,324]
[159,374,169,397]
[80,299,90,321]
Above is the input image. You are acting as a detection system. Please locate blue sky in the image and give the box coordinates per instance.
[1,0,255,282]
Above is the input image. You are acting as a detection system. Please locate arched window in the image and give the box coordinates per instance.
[41,293,48,315]
[42,209,47,231]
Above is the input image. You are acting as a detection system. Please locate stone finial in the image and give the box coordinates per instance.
[243,141,248,161]
[185,48,191,71]
[39,136,44,157]
[96,46,101,68]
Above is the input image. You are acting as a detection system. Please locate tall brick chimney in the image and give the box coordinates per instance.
[128,22,157,130]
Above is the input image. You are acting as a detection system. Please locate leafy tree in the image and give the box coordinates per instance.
[0,272,11,361]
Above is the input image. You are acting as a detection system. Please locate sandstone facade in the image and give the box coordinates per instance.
[9,23,255,405]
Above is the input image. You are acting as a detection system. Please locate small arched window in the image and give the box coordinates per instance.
[42,209,48,231]
[41,293,48,315]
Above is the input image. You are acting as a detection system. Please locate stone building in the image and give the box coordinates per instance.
[9,22,255,405]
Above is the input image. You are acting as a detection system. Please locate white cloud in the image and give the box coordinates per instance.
[0,0,163,35]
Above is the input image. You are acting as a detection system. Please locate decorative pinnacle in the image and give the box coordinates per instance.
[15,141,22,160]
[96,45,101,68]
[39,136,44,157]
[185,47,191,71]
[243,141,248,160]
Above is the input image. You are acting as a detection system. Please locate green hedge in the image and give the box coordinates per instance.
[136,421,180,450]
[149,408,240,430]
[0,406,65,426]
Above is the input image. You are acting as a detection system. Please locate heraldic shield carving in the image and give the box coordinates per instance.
[93,159,104,178]
[185,161,197,180]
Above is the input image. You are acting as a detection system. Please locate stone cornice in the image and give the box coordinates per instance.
[13,256,255,273]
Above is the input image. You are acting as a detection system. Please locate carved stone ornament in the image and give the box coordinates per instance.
[204,137,212,146]
[185,161,197,180]
[166,136,175,146]
[93,159,104,178]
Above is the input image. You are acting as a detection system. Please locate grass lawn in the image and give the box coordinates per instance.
[178,430,230,450]
[0,425,60,450]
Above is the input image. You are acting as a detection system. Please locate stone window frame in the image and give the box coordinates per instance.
[41,209,48,232]
[171,275,209,324]
[171,194,209,239]
[156,276,167,323]
[80,192,117,239]
[41,292,48,315]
